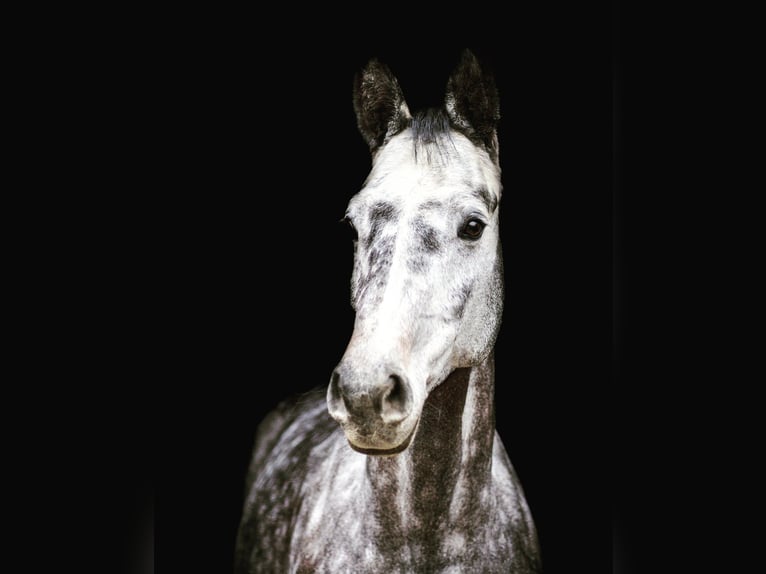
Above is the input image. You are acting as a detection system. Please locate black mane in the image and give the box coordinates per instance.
[411,108,451,144]
[409,107,455,161]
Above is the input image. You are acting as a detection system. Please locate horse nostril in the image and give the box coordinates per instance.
[327,370,349,423]
[376,374,412,424]
[383,375,406,409]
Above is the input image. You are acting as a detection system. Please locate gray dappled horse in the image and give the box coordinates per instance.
[235,50,541,574]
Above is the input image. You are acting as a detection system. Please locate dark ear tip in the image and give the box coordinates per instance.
[361,58,392,78]
[457,49,484,73]
[459,48,479,64]
[447,49,495,93]
[356,58,400,96]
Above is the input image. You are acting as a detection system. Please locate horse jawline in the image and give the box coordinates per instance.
[346,423,418,456]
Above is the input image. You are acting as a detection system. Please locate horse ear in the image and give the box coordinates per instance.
[445,50,500,154]
[353,59,412,153]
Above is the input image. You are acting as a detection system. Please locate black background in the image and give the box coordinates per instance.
[150,36,612,573]
[36,5,759,573]
[19,4,760,573]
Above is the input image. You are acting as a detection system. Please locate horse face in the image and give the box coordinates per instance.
[328,127,503,454]
[327,51,503,454]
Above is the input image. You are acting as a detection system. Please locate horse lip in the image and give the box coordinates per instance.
[346,420,418,456]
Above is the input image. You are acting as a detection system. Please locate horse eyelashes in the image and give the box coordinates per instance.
[341,216,358,241]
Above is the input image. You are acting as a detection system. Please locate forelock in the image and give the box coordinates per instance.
[410,108,455,164]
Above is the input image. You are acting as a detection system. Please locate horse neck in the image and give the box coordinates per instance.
[364,352,496,535]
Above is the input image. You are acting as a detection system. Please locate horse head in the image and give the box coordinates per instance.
[327,50,504,455]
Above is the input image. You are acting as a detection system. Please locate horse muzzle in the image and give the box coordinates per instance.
[327,364,419,455]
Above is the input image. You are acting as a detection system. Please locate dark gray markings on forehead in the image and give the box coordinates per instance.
[407,215,442,273]
[418,200,444,212]
[366,201,399,248]
[472,186,497,213]
[354,235,395,309]
[367,235,395,270]
[412,215,441,253]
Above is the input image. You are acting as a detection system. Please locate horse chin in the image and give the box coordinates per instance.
[345,420,419,457]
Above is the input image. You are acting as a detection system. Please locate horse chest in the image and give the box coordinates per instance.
[290,473,516,574]
[293,520,516,574]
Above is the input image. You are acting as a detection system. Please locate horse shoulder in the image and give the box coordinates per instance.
[236,389,340,573]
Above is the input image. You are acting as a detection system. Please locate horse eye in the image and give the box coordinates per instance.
[341,216,358,241]
[459,218,486,240]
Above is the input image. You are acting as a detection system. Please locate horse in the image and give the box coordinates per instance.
[234,50,541,573]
